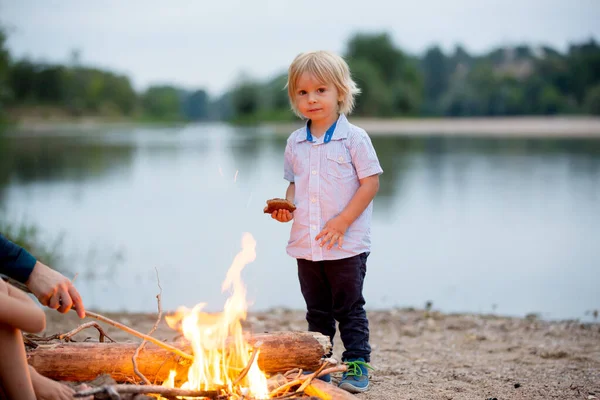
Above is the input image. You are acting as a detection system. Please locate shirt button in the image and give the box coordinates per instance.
[312,170,317,175]
[311,225,316,230]
[338,156,344,162]
[311,197,316,203]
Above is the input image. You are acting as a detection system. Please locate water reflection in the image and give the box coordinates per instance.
[370,136,600,210]
[0,135,134,203]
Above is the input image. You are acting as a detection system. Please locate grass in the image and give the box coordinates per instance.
[0,212,68,276]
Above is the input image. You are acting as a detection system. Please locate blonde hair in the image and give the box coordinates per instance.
[286,50,360,117]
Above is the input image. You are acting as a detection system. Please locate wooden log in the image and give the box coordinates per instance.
[307,380,360,400]
[27,331,331,383]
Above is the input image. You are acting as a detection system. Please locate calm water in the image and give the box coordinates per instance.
[1,123,599,321]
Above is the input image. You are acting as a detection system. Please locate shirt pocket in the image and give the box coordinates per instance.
[326,149,355,179]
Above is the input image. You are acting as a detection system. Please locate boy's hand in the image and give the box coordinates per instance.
[316,216,350,250]
[272,209,294,223]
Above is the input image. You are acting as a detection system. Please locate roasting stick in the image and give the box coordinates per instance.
[59,273,195,361]
[7,274,195,361]
[83,310,194,361]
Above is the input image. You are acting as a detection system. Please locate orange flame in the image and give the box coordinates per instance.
[163,233,269,398]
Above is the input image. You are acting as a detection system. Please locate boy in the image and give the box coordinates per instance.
[271,50,382,393]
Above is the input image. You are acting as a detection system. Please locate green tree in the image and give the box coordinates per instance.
[210,91,233,121]
[0,28,10,119]
[101,73,137,115]
[440,85,482,116]
[566,40,600,104]
[265,74,290,111]
[536,53,570,97]
[257,74,295,121]
[348,59,393,116]
[584,84,600,115]
[35,65,67,103]
[231,79,261,120]
[539,85,564,114]
[183,89,209,120]
[421,46,449,114]
[514,45,533,60]
[8,60,37,103]
[496,77,526,115]
[448,45,474,73]
[67,68,136,115]
[141,85,183,120]
[346,32,423,116]
[346,33,406,83]
[391,80,422,116]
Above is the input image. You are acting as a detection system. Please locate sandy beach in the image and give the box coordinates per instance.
[267,116,600,138]
[41,308,600,400]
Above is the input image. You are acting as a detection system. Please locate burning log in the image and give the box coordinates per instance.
[266,362,359,400]
[27,331,331,383]
[72,380,358,400]
[71,365,359,400]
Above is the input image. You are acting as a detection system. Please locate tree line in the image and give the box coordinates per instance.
[1,29,599,125]
[231,33,600,121]
[0,29,211,123]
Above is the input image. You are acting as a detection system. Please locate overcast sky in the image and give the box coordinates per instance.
[1,0,599,95]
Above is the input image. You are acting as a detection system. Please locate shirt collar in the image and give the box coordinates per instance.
[296,114,349,143]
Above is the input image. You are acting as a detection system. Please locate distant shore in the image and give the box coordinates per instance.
[5,117,186,134]
[7,116,600,138]
[267,116,600,138]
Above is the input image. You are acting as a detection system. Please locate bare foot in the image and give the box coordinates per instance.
[28,367,75,400]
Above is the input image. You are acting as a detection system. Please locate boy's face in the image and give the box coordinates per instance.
[294,72,343,130]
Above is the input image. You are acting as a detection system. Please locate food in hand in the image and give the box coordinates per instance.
[263,198,297,214]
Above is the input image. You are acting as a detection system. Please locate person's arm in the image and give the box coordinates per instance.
[0,280,46,333]
[26,262,86,318]
[272,182,295,222]
[315,175,379,249]
[339,175,379,224]
[0,234,37,283]
[0,234,86,318]
[286,181,296,203]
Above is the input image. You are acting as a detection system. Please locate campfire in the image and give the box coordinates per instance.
[161,232,270,398]
[24,232,357,399]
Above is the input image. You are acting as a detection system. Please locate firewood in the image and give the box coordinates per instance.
[27,331,331,383]
[307,380,360,400]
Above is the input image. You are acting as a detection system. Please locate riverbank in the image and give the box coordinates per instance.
[44,308,600,400]
[267,116,600,138]
[7,116,600,138]
[2,107,187,134]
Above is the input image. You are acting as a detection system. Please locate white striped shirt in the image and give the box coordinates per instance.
[284,114,383,261]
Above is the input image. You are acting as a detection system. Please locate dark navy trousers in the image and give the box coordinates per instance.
[297,252,371,362]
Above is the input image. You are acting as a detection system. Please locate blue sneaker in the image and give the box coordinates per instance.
[339,358,373,393]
